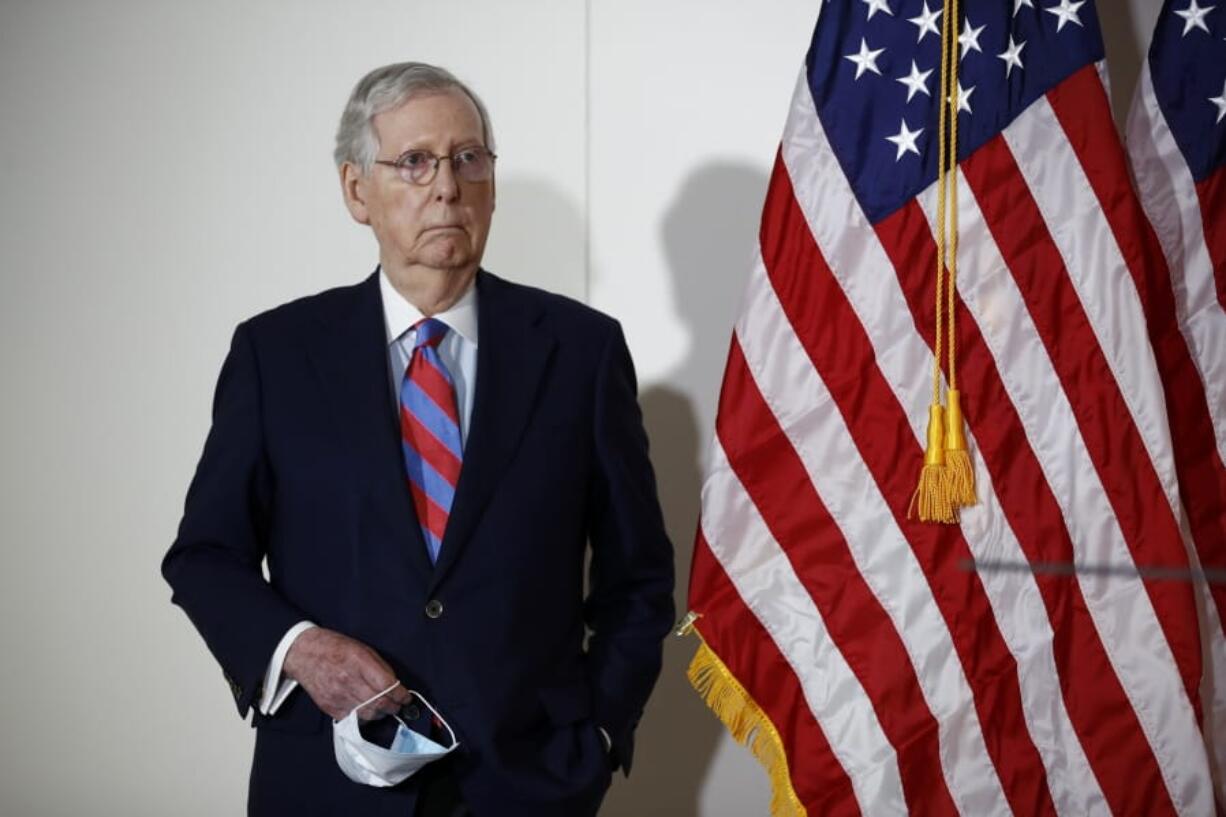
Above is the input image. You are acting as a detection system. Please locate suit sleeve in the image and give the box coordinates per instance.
[584,321,676,775]
[162,322,306,717]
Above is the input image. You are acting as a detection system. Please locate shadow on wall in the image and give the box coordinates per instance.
[496,166,770,814]
[1098,1,1144,128]
[486,175,587,301]
[600,162,771,817]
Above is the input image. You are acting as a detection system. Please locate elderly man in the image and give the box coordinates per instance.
[162,62,675,817]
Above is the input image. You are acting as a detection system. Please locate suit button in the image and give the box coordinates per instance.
[403,704,422,721]
[425,599,444,619]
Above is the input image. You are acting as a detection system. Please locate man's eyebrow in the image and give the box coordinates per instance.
[395,139,485,153]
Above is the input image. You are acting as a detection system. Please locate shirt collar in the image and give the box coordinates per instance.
[379,268,479,347]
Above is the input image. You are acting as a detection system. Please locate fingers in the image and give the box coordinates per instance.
[352,647,403,720]
[356,685,411,720]
[284,628,409,721]
[336,665,392,721]
[389,684,414,707]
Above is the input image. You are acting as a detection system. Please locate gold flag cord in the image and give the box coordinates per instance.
[943,0,975,508]
[910,0,976,523]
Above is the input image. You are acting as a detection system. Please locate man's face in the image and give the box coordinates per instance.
[346,90,495,275]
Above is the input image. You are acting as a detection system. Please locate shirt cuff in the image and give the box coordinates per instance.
[258,621,317,715]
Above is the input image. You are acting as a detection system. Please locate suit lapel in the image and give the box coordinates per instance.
[429,270,555,592]
[304,271,434,582]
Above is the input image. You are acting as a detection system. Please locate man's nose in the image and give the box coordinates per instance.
[431,158,460,202]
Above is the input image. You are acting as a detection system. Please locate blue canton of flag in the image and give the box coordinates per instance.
[808,0,1105,223]
[1148,0,1226,181]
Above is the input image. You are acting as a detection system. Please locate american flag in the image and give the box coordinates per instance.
[1125,0,1226,807]
[685,0,1226,814]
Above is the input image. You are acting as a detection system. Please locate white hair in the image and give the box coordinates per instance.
[333,62,495,173]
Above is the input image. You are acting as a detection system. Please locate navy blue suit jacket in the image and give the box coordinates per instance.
[163,270,675,816]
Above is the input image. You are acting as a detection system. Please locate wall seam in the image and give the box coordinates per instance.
[584,0,592,304]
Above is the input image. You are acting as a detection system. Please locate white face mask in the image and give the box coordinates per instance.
[332,681,459,788]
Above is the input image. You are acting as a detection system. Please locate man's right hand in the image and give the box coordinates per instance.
[283,627,412,721]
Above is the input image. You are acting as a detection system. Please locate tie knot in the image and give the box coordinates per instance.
[412,318,449,350]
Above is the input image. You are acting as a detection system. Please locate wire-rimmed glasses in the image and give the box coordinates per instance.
[373,146,497,185]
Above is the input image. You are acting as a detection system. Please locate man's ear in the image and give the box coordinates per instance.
[339,162,371,225]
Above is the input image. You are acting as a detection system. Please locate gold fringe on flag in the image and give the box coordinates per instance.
[686,631,807,817]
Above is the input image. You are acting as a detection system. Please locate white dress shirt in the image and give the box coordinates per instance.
[257,270,479,715]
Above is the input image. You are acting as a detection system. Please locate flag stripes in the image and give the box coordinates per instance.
[688,2,1224,813]
[689,529,857,815]
[878,190,1166,816]
[1126,37,1226,808]
[1006,88,1185,526]
[799,61,1192,809]
[717,338,966,815]
[875,198,1118,816]
[697,442,911,814]
[756,158,1052,817]
[960,127,1205,727]
[1061,66,1226,637]
[954,103,1208,812]
[689,56,1217,813]
[1128,69,1226,467]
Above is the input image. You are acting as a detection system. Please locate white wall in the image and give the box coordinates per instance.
[0,1,1159,814]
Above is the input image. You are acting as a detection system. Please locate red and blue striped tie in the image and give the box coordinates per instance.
[399,318,462,564]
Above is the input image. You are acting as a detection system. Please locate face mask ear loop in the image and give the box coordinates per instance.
[339,680,403,723]
[410,690,460,748]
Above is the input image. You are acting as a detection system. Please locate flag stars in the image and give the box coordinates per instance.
[845,38,886,80]
[999,35,1027,77]
[1014,0,1035,15]
[886,119,924,160]
[908,2,942,42]
[959,20,986,60]
[1175,0,1215,36]
[953,81,975,115]
[897,60,934,102]
[1046,0,1086,31]
[862,0,894,20]
[1210,78,1226,123]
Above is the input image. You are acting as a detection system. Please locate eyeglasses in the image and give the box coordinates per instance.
[373,147,497,185]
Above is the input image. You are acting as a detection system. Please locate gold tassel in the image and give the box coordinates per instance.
[910,403,955,523]
[687,636,807,817]
[944,389,976,508]
[911,0,974,526]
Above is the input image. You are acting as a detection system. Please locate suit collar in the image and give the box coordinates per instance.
[302,269,555,591]
[429,269,556,591]
[304,271,435,584]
